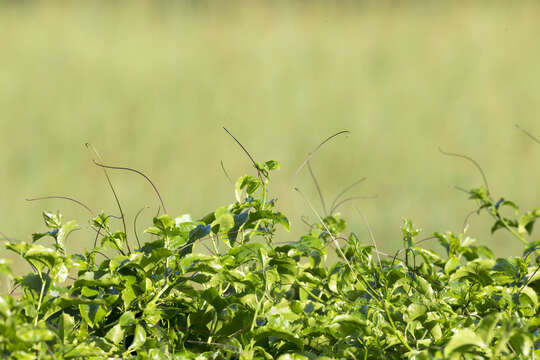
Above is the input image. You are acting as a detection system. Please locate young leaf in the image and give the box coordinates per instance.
[444,328,487,356]
[128,324,146,351]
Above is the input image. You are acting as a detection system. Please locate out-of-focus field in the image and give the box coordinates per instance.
[1,2,539,284]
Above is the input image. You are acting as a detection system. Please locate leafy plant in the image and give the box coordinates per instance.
[0,133,539,359]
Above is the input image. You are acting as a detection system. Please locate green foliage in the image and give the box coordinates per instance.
[0,160,539,359]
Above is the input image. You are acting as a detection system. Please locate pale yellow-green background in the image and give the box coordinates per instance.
[1,2,539,287]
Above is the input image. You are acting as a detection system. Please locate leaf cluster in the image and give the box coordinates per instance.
[0,160,539,359]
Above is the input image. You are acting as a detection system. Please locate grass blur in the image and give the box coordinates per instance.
[1,1,539,284]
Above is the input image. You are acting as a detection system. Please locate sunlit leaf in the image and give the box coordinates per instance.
[445,328,487,356]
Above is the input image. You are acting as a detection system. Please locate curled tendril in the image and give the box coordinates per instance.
[439,147,490,194]
[291,130,350,184]
[25,196,93,214]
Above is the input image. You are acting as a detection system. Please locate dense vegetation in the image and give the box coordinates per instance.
[0,140,539,359]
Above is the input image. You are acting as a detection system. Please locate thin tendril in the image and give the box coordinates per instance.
[291,130,350,184]
[220,160,233,185]
[92,160,167,215]
[300,215,314,228]
[515,124,540,144]
[133,206,149,249]
[25,196,93,214]
[330,178,367,214]
[0,232,15,241]
[330,195,378,215]
[355,207,381,264]
[85,143,128,251]
[439,147,490,194]
[307,160,327,216]
[223,127,257,168]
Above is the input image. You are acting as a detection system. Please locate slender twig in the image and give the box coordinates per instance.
[439,147,490,194]
[307,160,327,216]
[96,251,111,260]
[0,231,15,241]
[372,248,405,262]
[520,264,540,292]
[92,225,102,249]
[515,124,540,144]
[45,342,57,360]
[330,195,378,215]
[462,207,481,233]
[220,160,233,185]
[63,227,81,245]
[453,185,469,195]
[85,143,128,250]
[300,215,314,228]
[25,196,93,214]
[291,130,350,184]
[223,127,258,168]
[355,208,380,264]
[9,283,21,296]
[92,160,167,215]
[330,177,367,214]
[133,206,149,248]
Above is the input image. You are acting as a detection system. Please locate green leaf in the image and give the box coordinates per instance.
[519,286,538,309]
[407,303,427,322]
[79,302,108,327]
[58,312,75,343]
[11,351,35,360]
[476,313,500,345]
[254,327,303,350]
[189,224,211,242]
[228,243,265,264]
[235,175,260,199]
[445,328,487,356]
[64,343,107,358]
[43,211,62,229]
[0,296,12,318]
[16,324,56,342]
[105,323,124,344]
[509,331,533,357]
[264,160,281,171]
[272,212,290,231]
[102,231,127,251]
[331,314,367,331]
[122,284,137,309]
[0,258,12,277]
[24,244,60,270]
[20,273,50,295]
[277,354,308,360]
[213,206,235,234]
[128,324,147,351]
[249,210,290,231]
[444,257,461,274]
[119,311,136,327]
[518,208,540,236]
[56,220,78,250]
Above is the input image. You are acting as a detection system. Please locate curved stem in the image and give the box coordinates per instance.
[86,143,129,253]
[92,160,167,215]
[291,130,350,184]
[26,196,93,214]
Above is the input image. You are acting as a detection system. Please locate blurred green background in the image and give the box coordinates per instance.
[1,1,539,287]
